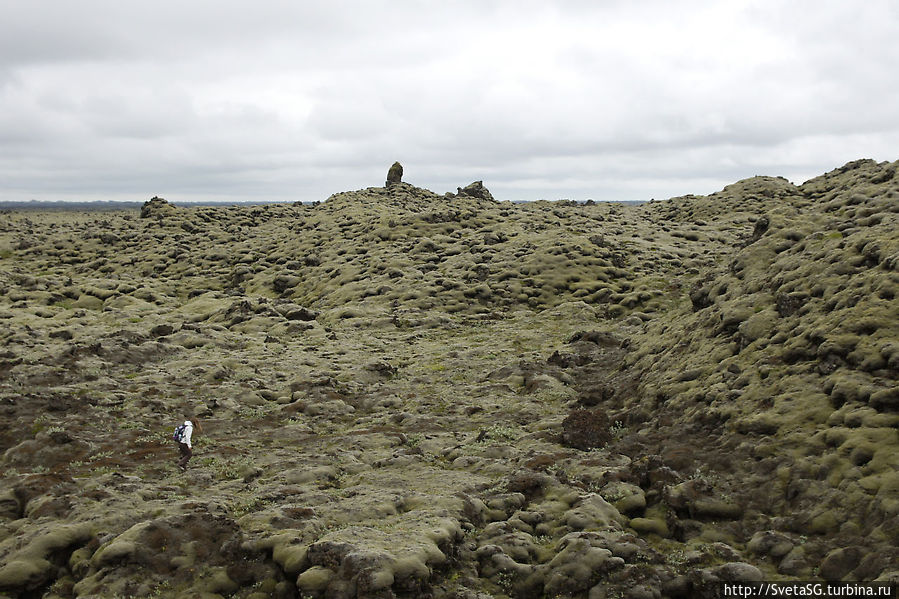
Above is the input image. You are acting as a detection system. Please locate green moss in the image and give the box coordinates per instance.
[807,510,840,534]
[629,517,669,537]
[204,567,239,594]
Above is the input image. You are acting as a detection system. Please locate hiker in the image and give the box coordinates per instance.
[173,418,201,471]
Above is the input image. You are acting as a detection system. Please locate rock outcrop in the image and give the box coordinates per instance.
[139,196,176,219]
[386,161,403,186]
[455,180,496,202]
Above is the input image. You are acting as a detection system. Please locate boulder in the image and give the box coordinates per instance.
[819,546,867,581]
[386,162,403,186]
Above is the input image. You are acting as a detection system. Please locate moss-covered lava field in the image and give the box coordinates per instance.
[1,159,897,598]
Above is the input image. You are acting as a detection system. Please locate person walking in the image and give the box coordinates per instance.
[173,418,201,471]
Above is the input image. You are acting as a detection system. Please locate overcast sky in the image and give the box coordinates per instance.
[2,1,897,203]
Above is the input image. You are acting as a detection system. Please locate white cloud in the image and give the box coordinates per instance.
[0,0,897,202]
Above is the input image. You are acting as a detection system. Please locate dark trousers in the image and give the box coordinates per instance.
[177,442,192,469]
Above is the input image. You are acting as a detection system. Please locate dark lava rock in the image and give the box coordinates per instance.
[455,181,496,202]
[751,215,770,241]
[283,306,318,321]
[561,408,611,450]
[386,161,403,186]
[364,361,397,377]
[150,324,175,337]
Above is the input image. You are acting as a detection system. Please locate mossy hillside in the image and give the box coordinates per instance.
[614,159,898,568]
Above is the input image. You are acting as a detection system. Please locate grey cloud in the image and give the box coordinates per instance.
[0,1,897,203]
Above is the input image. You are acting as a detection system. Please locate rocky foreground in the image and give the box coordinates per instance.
[0,160,897,598]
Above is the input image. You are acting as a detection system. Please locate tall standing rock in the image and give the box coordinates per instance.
[386,162,403,186]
